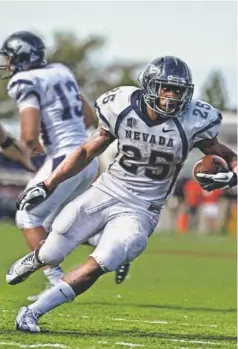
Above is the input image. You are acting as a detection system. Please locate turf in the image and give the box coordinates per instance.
[0,222,236,349]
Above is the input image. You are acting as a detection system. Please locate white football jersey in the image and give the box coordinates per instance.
[93,86,222,214]
[7,63,87,155]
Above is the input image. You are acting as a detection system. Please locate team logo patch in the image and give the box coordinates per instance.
[127,117,137,128]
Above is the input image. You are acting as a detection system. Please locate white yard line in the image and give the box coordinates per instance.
[169,339,221,346]
[116,342,145,348]
[99,339,222,348]
[0,309,218,328]
[98,341,144,348]
[58,314,217,328]
[0,343,68,349]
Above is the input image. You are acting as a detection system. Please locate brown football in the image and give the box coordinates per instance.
[193,155,229,183]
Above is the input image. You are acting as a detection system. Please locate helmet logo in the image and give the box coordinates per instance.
[147,64,161,77]
[168,75,186,84]
[8,38,31,54]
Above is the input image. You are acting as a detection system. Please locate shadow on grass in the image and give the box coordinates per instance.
[0,329,236,343]
[79,301,237,313]
[34,330,238,342]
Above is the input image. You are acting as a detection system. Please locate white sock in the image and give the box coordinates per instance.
[43,266,64,285]
[29,280,76,315]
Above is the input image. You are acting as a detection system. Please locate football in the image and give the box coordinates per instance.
[193,155,229,183]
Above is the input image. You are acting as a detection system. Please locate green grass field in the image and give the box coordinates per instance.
[0,222,236,349]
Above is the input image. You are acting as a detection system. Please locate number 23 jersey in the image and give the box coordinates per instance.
[94,86,222,209]
[7,63,87,155]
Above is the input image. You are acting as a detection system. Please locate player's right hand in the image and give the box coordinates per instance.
[16,182,50,211]
[197,171,237,191]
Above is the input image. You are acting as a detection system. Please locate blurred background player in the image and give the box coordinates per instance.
[181,178,223,234]
[0,30,99,301]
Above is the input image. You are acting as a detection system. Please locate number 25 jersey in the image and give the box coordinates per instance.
[94,86,222,209]
[7,63,87,155]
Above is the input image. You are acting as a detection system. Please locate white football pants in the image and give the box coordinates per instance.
[38,186,159,272]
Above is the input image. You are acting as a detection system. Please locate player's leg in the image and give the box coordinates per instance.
[14,206,157,332]
[7,185,115,285]
[87,232,131,284]
[16,157,63,294]
[16,156,98,289]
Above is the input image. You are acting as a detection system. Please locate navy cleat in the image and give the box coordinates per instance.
[115,263,130,284]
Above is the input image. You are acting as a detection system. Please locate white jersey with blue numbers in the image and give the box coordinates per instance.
[93,86,222,214]
[7,63,87,155]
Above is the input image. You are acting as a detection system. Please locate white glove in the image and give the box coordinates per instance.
[16,182,50,211]
[197,171,237,191]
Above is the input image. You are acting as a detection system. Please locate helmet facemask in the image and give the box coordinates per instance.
[140,56,195,118]
[144,79,194,118]
[0,51,14,79]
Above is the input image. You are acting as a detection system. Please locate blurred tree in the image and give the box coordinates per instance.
[47,32,142,102]
[200,71,228,111]
[0,80,9,102]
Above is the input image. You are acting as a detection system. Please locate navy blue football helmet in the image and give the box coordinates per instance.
[0,31,47,78]
[141,56,194,117]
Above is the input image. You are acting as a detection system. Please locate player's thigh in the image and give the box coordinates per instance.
[16,158,98,229]
[91,211,157,272]
[42,158,99,232]
[39,186,116,264]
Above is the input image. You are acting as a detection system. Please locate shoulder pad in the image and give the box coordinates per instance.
[7,71,40,104]
[187,100,222,143]
[95,86,139,137]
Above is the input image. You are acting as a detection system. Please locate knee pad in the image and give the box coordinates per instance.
[91,231,147,272]
[38,235,66,266]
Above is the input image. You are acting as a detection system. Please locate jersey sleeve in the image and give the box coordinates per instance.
[94,86,137,138]
[191,103,222,145]
[7,73,41,112]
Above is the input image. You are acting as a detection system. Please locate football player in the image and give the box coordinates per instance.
[6,56,237,332]
[0,31,99,301]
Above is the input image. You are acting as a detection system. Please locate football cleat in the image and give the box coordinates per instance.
[16,306,41,333]
[6,251,42,285]
[115,263,130,284]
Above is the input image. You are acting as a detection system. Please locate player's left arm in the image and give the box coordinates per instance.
[8,76,45,155]
[20,107,44,153]
[16,127,115,210]
[194,137,237,190]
